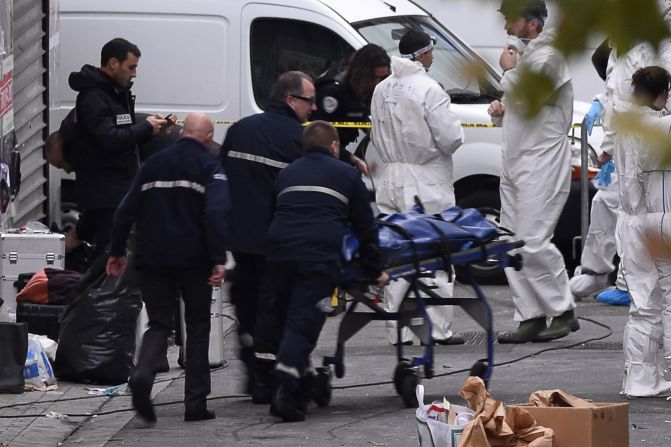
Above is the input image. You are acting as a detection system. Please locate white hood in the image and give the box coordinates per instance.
[390,55,425,78]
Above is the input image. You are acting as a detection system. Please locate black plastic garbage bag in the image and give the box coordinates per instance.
[54,256,141,385]
[0,320,28,393]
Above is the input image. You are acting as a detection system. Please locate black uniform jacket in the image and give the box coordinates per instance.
[267,147,383,278]
[68,64,153,209]
[110,137,230,269]
[221,102,303,255]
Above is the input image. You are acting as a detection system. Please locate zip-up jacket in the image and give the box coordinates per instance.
[267,147,383,278]
[313,71,370,148]
[69,64,154,209]
[221,102,304,254]
[110,137,230,268]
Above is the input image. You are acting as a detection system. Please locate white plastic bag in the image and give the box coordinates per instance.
[416,384,474,447]
[24,334,57,390]
[32,333,58,362]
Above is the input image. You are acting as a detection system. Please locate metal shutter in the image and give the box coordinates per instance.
[9,0,48,226]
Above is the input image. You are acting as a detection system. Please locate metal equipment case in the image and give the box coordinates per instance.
[0,230,65,320]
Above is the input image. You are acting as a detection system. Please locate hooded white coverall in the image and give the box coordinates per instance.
[606,39,671,396]
[617,108,671,397]
[496,30,575,322]
[571,49,625,296]
[370,55,464,344]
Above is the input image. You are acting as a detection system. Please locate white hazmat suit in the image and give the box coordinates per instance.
[606,39,671,396]
[370,55,464,344]
[497,30,575,323]
[570,49,624,298]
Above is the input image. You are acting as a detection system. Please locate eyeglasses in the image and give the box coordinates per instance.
[291,94,316,105]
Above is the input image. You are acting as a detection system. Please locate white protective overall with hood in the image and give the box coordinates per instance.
[570,48,625,297]
[609,11,671,393]
[497,30,575,322]
[370,55,464,344]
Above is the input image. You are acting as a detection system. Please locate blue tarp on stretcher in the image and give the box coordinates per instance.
[342,206,503,278]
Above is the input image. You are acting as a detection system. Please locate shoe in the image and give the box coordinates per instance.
[155,354,170,374]
[596,288,631,306]
[497,318,547,344]
[129,372,156,424]
[533,309,579,342]
[569,272,610,298]
[270,384,305,422]
[252,380,274,404]
[392,340,413,346]
[434,335,465,346]
[184,409,216,421]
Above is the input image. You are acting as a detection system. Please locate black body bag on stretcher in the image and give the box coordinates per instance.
[0,310,29,393]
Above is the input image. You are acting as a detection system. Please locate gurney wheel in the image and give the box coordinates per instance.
[312,367,332,407]
[399,370,420,408]
[393,360,412,394]
[469,360,489,388]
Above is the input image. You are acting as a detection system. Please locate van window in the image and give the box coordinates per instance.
[250,18,354,108]
[355,16,502,104]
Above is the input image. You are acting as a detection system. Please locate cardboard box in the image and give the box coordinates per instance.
[509,403,629,447]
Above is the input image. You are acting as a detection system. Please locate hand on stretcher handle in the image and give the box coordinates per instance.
[376,271,390,286]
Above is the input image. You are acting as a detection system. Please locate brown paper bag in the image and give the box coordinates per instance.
[528,389,595,408]
[458,377,554,447]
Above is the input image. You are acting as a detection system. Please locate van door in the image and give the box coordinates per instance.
[240,3,366,118]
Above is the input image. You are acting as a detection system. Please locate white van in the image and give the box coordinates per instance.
[54,0,601,282]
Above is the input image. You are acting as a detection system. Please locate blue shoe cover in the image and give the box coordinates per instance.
[596,288,631,306]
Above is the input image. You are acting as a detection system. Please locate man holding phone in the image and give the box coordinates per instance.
[67,37,169,260]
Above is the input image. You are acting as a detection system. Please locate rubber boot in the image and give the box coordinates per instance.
[533,309,579,342]
[270,382,305,422]
[497,317,547,344]
[252,357,275,404]
[297,372,315,414]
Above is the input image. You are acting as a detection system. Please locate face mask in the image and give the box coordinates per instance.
[506,35,528,56]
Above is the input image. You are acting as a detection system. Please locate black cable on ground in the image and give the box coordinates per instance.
[0,316,613,419]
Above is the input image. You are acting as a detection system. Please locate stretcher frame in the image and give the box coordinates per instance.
[323,238,524,406]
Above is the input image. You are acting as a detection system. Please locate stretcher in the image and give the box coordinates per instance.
[319,206,524,407]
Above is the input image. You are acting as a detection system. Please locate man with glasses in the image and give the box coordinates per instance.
[370,29,465,346]
[222,71,367,404]
[221,71,316,403]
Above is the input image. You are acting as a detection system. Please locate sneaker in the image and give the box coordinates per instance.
[596,288,631,306]
[569,272,610,298]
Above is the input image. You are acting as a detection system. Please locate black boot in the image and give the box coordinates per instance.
[497,317,547,344]
[270,383,305,422]
[240,346,254,395]
[252,357,275,404]
[533,309,579,342]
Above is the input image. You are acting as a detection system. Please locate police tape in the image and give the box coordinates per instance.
[175,119,593,129]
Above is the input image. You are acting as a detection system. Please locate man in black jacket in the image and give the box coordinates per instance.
[106,112,229,424]
[68,38,168,259]
[221,71,316,400]
[267,121,387,422]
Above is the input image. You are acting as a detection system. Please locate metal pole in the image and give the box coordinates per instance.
[580,118,590,252]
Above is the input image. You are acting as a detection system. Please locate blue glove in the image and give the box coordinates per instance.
[594,159,614,188]
[584,99,603,135]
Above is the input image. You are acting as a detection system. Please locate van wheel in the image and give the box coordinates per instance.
[455,190,508,285]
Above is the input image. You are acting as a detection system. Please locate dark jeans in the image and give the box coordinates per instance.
[135,266,212,414]
[264,261,340,389]
[76,207,116,261]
